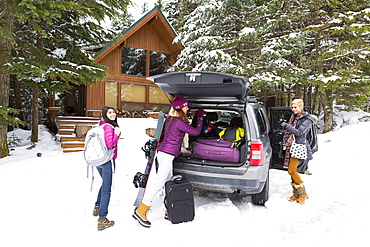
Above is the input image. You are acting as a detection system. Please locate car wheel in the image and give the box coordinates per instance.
[251,172,269,206]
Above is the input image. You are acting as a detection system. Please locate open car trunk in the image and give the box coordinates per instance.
[149,72,251,168]
[174,108,248,167]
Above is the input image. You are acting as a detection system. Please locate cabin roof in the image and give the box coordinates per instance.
[95,6,183,62]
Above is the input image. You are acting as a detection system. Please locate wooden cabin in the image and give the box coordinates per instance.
[62,5,183,117]
[54,6,183,152]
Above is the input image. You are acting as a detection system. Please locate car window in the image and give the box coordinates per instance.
[254,109,267,135]
[271,109,292,129]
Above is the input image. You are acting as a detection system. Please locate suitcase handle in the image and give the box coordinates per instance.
[170,175,183,183]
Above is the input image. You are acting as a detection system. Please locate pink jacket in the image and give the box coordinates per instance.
[100,121,119,159]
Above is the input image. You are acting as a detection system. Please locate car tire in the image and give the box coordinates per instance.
[251,171,269,206]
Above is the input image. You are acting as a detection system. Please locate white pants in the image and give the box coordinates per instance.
[142,151,174,206]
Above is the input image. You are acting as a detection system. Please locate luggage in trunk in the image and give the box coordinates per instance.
[165,175,195,224]
[192,137,240,163]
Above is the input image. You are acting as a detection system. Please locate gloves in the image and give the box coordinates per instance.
[114,127,121,137]
[281,122,288,129]
[197,109,204,120]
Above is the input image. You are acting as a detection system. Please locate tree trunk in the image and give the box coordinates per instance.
[320,89,334,133]
[313,85,320,114]
[31,86,39,143]
[13,75,24,123]
[0,5,14,158]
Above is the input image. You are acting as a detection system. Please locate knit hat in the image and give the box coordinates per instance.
[172,95,188,110]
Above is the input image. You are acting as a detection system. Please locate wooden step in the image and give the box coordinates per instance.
[60,136,85,142]
[62,141,85,149]
[58,124,75,130]
[57,119,100,126]
[56,116,100,121]
[56,116,100,152]
[62,148,84,153]
[58,129,75,135]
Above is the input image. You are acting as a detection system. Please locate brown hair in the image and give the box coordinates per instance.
[101,106,119,127]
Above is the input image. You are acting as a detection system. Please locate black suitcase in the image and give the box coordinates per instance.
[164,175,195,224]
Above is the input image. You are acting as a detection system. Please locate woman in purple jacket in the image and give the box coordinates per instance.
[133,95,204,228]
[93,106,121,231]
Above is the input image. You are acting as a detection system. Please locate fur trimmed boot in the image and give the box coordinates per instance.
[97,217,114,231]
[288,183,299,202]
[133,203,151,228]
[295,182,309,204]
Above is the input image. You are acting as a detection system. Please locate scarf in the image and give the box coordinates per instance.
[282,111,305,168]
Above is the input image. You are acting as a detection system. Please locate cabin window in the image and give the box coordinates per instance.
[122,47,146,76]
[105,81,118,109]
[149,86,169,104]
[150,51,171,76]
[121,84,145,102]
[148,86,171,112]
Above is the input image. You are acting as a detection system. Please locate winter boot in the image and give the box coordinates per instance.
[304,170,312,175]
[164,209,169,220]
[93,206,100,217]
[295,182,309,204]
[288,183,299,202]
[97,217,114,231]
[133,203,151,228]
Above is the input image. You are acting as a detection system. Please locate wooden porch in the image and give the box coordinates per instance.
[56,116,100,153]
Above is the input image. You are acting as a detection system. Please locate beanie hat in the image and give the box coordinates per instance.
[172,95,188,110]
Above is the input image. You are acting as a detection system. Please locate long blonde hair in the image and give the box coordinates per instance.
[169,107,189,123]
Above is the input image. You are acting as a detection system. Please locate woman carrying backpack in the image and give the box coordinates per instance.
[133,95,204,228]
[280,99,317,204]
[93,106,121,231]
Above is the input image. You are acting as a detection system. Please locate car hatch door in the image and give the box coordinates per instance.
[148,71,250,103]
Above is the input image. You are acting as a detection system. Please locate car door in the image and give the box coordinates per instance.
[268,107,318,174]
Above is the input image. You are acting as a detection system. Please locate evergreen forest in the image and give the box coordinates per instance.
[0,0,369,158]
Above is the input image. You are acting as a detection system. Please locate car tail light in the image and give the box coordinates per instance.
[250,141,263,166]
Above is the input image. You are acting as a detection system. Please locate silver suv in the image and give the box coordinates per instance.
[149,71,317,206]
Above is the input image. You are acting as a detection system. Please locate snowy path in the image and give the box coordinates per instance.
[0,119,369,247]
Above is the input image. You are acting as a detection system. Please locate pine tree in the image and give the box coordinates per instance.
[0,0,17,157]
[165,0,370,132]
[168,0,248,74]
[0,0,131,157]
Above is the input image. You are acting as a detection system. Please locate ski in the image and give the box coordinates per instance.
[133,111,165,207]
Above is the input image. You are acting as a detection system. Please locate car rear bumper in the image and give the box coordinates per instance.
[173,163,269,195]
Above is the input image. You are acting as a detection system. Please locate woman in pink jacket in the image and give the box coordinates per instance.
[93,106,121,231]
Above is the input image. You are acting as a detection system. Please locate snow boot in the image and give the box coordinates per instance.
[164,209,168,220]
[288,183,299,202]
[304,170,312,175]
[93,206,100,217]
[133,203,151,228]
[295,182,309,204]
[97,217,114,231]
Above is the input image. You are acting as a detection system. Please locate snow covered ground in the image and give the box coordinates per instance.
[1,109,370,247]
